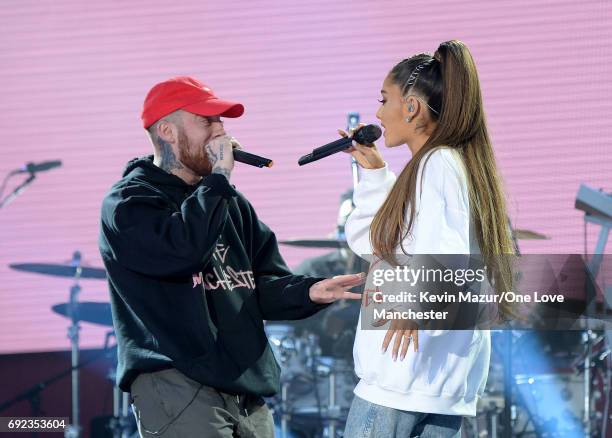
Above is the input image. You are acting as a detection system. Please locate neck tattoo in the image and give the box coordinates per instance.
[159,140,184,173]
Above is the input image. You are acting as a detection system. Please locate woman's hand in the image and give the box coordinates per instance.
[338,124,385,170]
[373,317,419,361]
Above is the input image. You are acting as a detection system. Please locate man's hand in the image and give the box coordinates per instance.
[373,317,419,361]
[309,273,365,304]
[206,135,235,180]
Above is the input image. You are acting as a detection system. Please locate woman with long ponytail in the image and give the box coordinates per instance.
[341,40,515,437]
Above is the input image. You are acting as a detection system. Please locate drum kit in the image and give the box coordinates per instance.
[264,323,358,438]
[2,251,137,438]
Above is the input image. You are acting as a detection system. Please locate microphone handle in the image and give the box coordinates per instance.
[298,137,353,166]
[311,136,352,156]
[233,149,273,168]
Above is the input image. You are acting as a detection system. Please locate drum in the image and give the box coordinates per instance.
[265,326,357,437]
[264,323,309,380]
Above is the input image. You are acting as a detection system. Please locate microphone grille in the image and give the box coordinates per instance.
[355,124,382,144]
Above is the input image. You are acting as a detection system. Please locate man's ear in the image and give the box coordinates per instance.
[156,119,177,144]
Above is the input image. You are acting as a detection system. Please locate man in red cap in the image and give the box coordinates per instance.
[141,76,244,183]
[98,76,364,437]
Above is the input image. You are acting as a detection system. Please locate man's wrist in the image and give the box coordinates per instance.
[212,167,232,180]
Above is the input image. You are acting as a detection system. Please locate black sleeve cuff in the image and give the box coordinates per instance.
[202,173,238,198]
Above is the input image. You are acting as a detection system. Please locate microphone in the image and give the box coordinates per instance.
[229,138,273,168]
[11,160,63,175]
[233,150,273,168]
[298,124,382,166]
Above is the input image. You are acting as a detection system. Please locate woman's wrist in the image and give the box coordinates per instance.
[359,161,387,171]
[358,163,390,183]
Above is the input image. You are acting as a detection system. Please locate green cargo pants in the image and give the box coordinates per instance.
[130,368,275,438]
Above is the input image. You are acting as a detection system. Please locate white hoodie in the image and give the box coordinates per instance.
[345,147,490,417]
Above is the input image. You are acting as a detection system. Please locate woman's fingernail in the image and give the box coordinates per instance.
[400,353,406,361]
[381,346,386,353]
[392,353,397,361]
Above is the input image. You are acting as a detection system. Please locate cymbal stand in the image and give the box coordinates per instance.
[326,367,339,438]
[103,331,132,438]
[108,372,132,438]
[65,251,83,438]
[278,381,290,438]
[486,401,500,438]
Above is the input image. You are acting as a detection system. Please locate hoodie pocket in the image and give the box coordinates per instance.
[356,329,487,400]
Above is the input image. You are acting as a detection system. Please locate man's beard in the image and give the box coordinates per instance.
[177,130,212,177]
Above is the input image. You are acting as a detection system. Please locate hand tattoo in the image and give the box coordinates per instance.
[207,137,231,180]
[205,144,219,167]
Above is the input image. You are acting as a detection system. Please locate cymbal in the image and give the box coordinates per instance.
[52,301,113,327]
[281,229,550,248]
[10,263,107,279]
[512,229,550,240]
[280,238,349,249]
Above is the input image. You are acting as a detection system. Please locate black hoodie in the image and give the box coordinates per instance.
[99,156,328,395]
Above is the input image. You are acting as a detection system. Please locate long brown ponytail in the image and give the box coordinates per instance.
[370,40,516,318]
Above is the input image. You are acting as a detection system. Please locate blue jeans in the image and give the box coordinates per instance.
[344,395,462,438]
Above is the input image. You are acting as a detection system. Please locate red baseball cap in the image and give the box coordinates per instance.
[141,76,244,128]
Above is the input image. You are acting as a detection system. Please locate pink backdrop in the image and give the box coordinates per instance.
[1,0,611,354]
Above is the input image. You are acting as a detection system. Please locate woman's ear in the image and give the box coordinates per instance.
[403,96,418,123]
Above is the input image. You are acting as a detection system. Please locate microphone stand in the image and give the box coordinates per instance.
[347,112,361,197]
[0,348,111,438]
[0,350,110,413]
[0,173,36,210]
[344,112,364,289]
